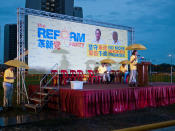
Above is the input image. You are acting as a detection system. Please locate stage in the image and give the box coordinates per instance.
[29,83,175,118]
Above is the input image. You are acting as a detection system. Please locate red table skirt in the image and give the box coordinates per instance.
[59,85,175,117]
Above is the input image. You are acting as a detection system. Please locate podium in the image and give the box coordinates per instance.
[137,62,151,86]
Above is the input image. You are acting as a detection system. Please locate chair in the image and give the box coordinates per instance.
[51,70,59,86]
[96,70,105,83]
[110,70,117,83]
[124,72,130,84]
[87,70,98,84]
[60,70,69,85]
[115,70,121,83]
[77,70,84,81]
[70,70,77,81]
[94,70,98,75]
[118,71,129,84]
[94,70,106,83]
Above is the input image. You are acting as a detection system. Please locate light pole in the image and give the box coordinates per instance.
[168,54,173,84]
[149,59,152,85]
[0,59,2,72]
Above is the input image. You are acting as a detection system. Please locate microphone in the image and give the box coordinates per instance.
[137,55,145,61]
[136,55,140,59]
[141,57,145,60]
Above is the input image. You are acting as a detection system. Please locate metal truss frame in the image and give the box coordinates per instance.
[17,8,26,104]
[17,8,134,104]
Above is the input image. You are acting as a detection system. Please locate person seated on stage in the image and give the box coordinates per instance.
[98,63,107,82]
[105,63,111,83]
[94,62,100,75]
[119,64,129,83]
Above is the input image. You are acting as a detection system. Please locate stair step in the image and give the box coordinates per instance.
[24,104,39,109]
[30,98,41,103]
[36,92,48,96]
[41,86,59,90]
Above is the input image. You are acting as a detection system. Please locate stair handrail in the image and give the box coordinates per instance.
[26,73,59,112]
[42,73,59,88]
[39,63,59,105]
[37,73,59,110]
[40,63,59,87]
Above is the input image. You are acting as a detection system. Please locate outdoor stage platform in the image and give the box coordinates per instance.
[29,83,175,118]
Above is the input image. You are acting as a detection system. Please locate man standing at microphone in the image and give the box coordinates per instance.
[129,50,138,87]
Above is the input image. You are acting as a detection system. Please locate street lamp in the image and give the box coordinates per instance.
[148,58,152,85]
[168,54,173,84]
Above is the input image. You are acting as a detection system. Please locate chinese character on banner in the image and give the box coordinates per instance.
[38,39,45,48]
[103,51,108,56]
[93,45,98,50]
[89,50,93,56]
[98,45,103,50]
[99,51,103,56]
[94,51,98,56]
[103,45,107,50]
[89,44,93,50]
[46,40,53,49]
[108,46,114,50]
[54,41,61,50]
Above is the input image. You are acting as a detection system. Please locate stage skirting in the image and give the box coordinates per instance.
[29,85,175,117]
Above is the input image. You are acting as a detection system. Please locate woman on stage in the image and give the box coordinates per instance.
[129,50,138,87]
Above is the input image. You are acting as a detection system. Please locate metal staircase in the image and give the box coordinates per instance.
[25,64,59,112]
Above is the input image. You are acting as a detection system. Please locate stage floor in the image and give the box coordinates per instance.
[60,82,175,89]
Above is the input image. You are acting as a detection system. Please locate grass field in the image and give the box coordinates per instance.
[150,73,175,83]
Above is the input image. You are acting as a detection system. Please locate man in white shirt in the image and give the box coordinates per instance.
[93,29,105,44]
[98,63,107,81]
[105,63,111,83]
[112,31,121,45]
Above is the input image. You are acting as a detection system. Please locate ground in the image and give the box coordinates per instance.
[1,104,175,131]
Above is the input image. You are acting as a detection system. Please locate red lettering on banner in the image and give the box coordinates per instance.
[98,45,103,50]
[108,50,124,54]
[94,51,98,56]
[54,41,61,50]
[69,42,85,48]
[120,50,125,54]
[108,50,112,53]
[38,23,46,28]
[89,50,93,56]
[103,46,107,50]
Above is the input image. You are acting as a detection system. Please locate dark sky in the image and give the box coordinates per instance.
[75,0,175,64]
[0,0,175,64]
